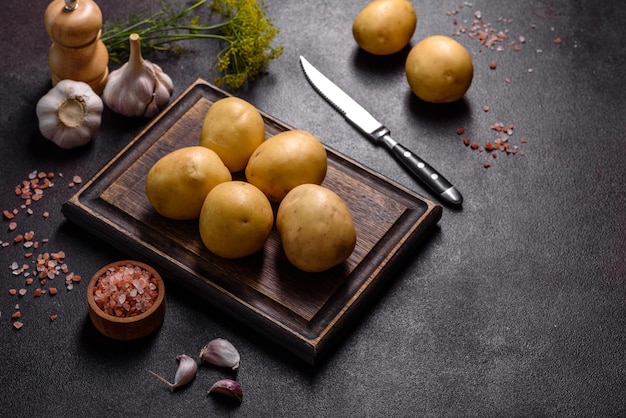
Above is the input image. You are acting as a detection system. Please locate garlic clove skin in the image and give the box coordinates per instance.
[199,338,241,370]
[208,379,243,404]
[36,79,103,149]
[149,354,198,391]
[102,33,174,118]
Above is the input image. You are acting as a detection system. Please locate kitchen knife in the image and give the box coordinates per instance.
[299,56,463,206]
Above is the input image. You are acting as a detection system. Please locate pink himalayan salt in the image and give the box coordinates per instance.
[93,264,158,318]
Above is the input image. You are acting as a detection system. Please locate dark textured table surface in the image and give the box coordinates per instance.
[1,1,625,416]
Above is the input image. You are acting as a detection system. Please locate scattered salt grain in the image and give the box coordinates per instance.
[3,170,84,328]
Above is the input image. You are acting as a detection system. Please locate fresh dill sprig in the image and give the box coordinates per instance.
[100,0,283,89]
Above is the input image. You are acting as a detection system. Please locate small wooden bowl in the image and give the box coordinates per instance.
[87,260,166,341]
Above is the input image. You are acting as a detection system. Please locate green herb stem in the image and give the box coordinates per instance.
[101,0,283,89]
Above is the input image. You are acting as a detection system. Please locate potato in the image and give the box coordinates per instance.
[199,181,274,259]
[352,0,417,55]
[276,184,357,273]
[199,97,265,173]
[145,146,232,220]
[245,130,327,202]
[405,35,474,103]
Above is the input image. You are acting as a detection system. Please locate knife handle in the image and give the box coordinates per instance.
[380,134,463,206]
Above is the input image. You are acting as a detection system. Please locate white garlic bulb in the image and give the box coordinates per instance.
[103,33,174,118]
[35,79,104,149]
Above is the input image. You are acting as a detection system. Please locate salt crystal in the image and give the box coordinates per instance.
[93,264,158,317]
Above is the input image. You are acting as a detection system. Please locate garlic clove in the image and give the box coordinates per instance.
[35,79,103,149]
[149,354,197,391]
[102,33,174,118]
[208,379,243,404]
[199,338,240,370]
[143,64,174,118]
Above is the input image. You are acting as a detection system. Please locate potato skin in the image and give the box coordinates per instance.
[199,97,265,173]
[352,0,417,55]
[276,184,356,273]
[145,146,231,220]
[199,181,274,259]
[245,130,327,202]
[405,35,474,103]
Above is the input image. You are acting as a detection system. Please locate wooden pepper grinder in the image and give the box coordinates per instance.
[44,0,109,94]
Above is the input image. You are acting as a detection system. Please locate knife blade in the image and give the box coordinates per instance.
[299,56,463,206]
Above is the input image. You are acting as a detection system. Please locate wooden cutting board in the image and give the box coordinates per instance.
[63,79,442,365]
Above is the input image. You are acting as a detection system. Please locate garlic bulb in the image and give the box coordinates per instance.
[35,79,103,149]
[103,33,174,117]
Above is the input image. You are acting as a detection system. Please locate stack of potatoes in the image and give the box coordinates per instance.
[145,97,356,273]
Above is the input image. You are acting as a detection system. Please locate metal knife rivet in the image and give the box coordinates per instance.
[417,162,425,169]
[431,174,439,180]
